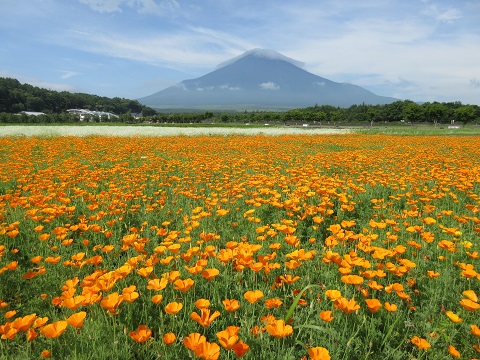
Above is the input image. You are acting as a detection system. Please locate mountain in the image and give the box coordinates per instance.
[139,49,397,110]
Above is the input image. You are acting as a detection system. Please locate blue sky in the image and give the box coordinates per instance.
[1,0,479,105]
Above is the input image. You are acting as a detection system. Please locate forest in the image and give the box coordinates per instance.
[0,77,479,124]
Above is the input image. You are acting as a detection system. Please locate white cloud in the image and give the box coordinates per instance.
[422,3,462,23]
[62,26,256,71]
[259,82,279,90]
[219,84,241,91]
[217,48,304,69]
[470,79,480,88]
[174,83,187,90]
[60,71,80,79]
[78,0,122,13]
[78,0,178,14]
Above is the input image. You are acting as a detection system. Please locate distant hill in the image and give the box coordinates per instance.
[0,77,156,116]
[139,49,398,110]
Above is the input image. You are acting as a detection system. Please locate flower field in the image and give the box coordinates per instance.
[0,134,479,359]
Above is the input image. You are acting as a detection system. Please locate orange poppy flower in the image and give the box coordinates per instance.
[162,270,181,283]
[216,326,240,350]
[147,278,168,291]
[265,298,283,309]
[190,308,220,327]
[137,266,154,277]
[1,323,18,340]
[5,310,16,319]
[33,317,49,328]
[163,332,176,344]
[462,290,478,303]
[40,350,51,358]
[448,345,460,358]
[151,294,163,304]
[100,292,123,313]
[285,259,302,270]
[341,275,364,285]
[184,332,206,351]
[44,256,61,264]
[194,341,221,360]
[422,217,436,225]
[122,285,139,303]
[471,324,480,337]
[325,290,342,301]
[39,233,50,241]
[279,274,300,284]
[40,320,68,338]
[222,299,240,312]
[459,298,480,311]
[174,278,195,292]
[319,311,334,322]
[194,299,211,309]
[167,244,181,254]
[367,281,384,291]
[411,336,431,350]
[201,268,220,280]
[26,328,38,341]
[232,340,250,358]
[307,346,331,360]
[365,299,382,313]
[265,319,293,338]
[466,251,480,259]
[128,325,152,343]
[334,297,360,314]
[11,313,37,332]
[445,311,462,323]
[244,290,264,304]
[164,302,183,315]
[31,256,43,264]
[384,302,398,312]
[62,295,86,311]
[66,311,86,329]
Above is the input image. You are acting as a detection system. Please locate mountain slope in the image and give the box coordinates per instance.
[139,49,397,109]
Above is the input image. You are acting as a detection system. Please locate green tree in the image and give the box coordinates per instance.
[423,102,447,126]
[25,96,46,111]
[142,107,157,117]
[402,101,423,122]
[313,111,326,124]
[367,107,380,126]
[220,113,230,123]
[454,105,476,123]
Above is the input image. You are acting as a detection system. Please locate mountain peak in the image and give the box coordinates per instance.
[139,49,398,109]
[217,48,305,69]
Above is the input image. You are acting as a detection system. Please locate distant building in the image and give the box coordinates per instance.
[67,109,118,121]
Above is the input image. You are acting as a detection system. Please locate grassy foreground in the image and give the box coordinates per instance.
[0,134,479,359]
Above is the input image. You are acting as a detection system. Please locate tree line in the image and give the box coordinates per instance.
[1,77,479,124]
[0,77,156,118]
[207,101,479,125]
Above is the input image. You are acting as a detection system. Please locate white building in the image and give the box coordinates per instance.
[20,111,45,116]
[67,109,118,121]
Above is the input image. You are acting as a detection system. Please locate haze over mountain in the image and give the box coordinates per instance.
[139,49,398,110]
